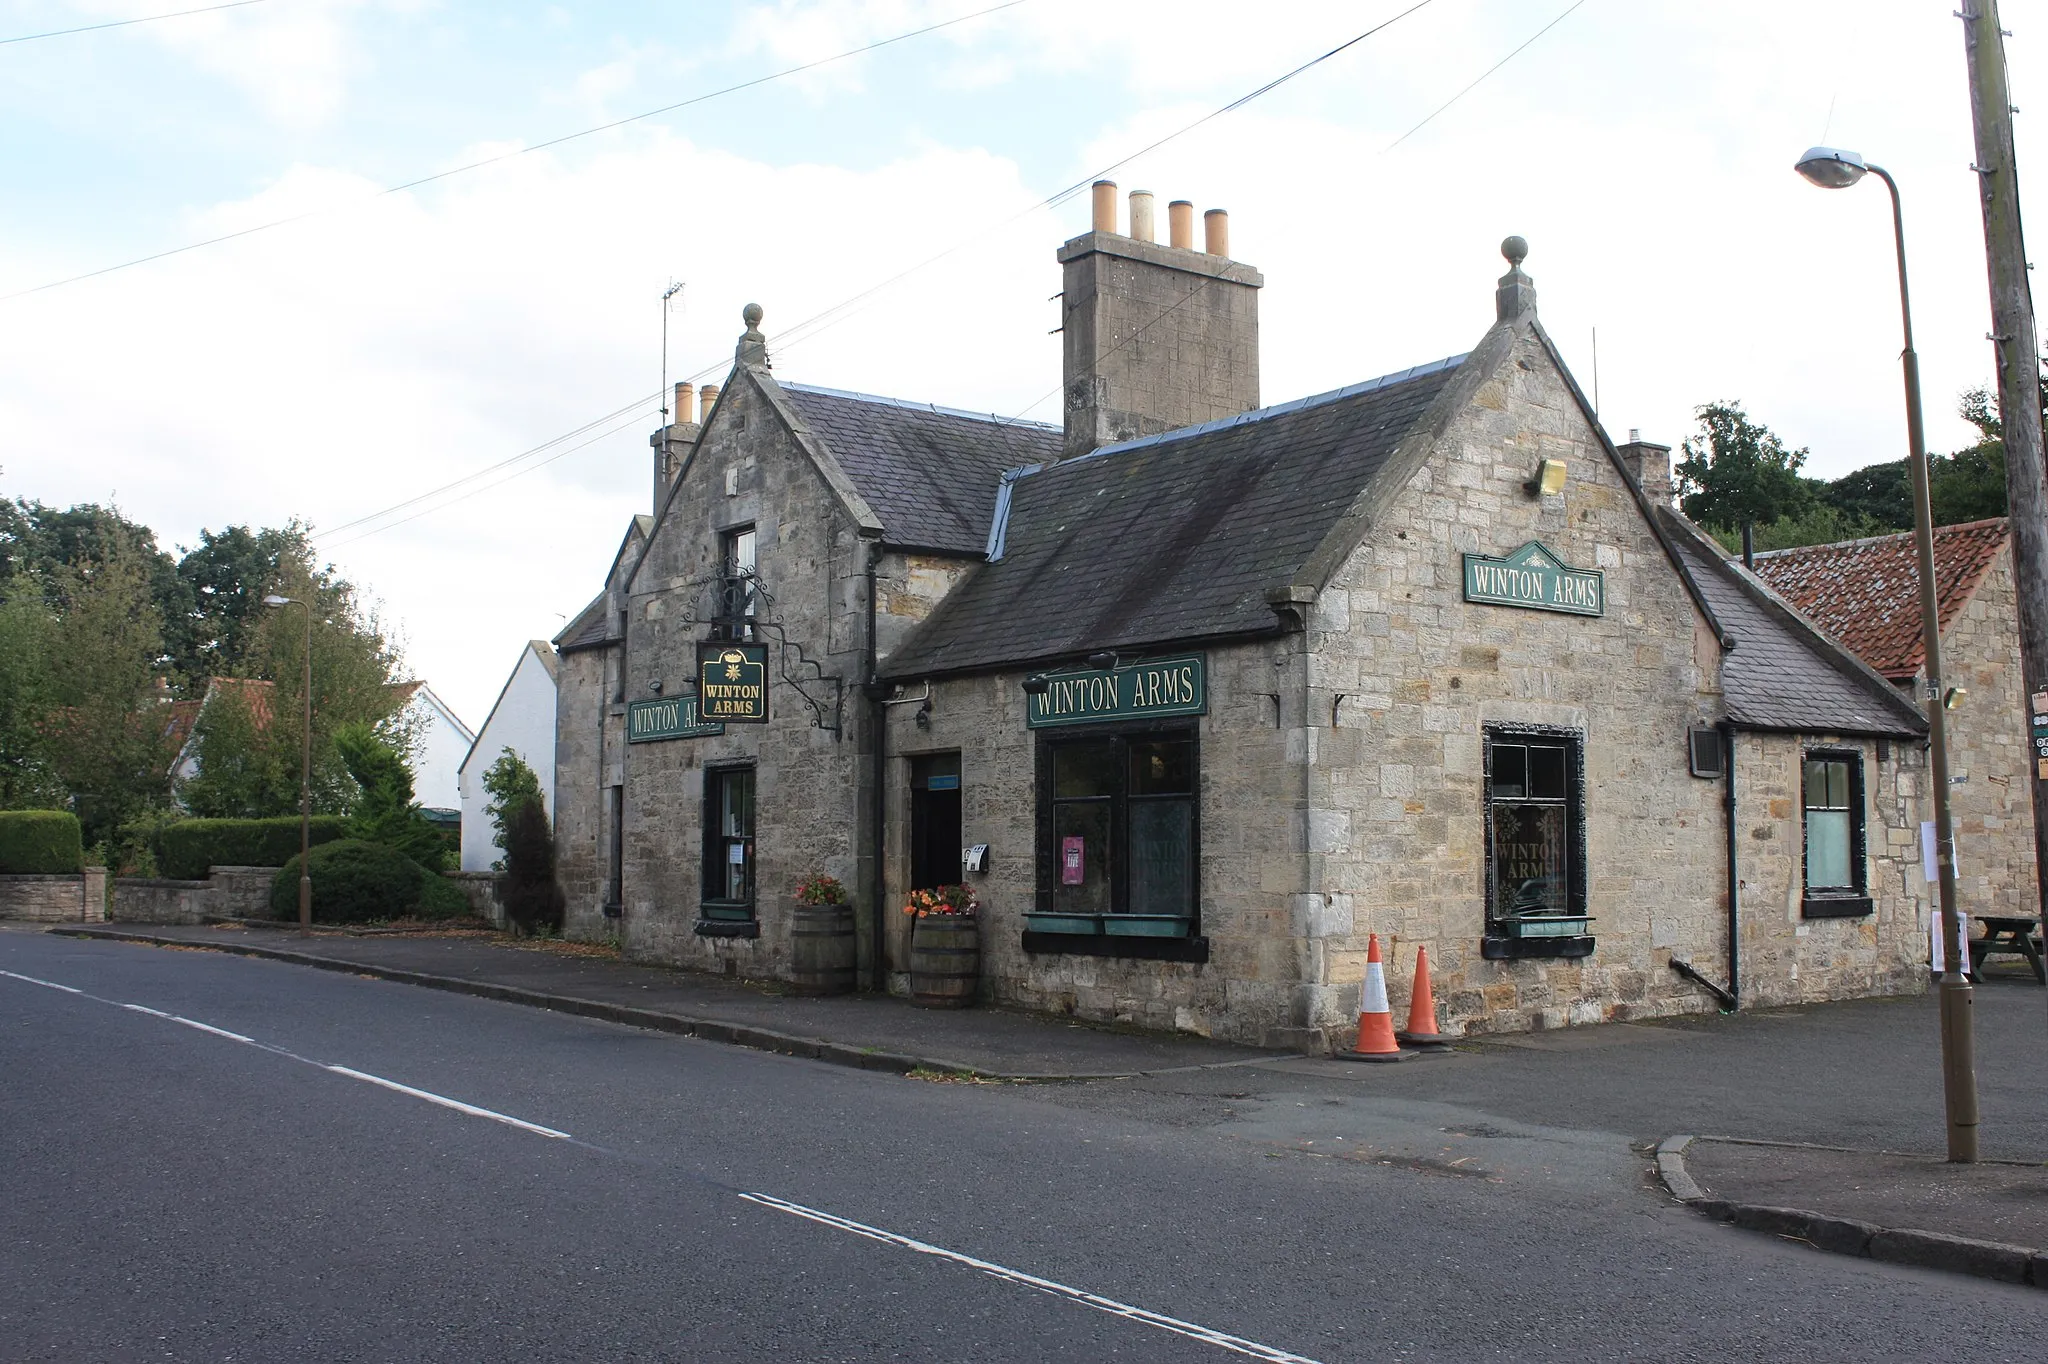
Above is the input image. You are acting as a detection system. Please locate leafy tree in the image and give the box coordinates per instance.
[165,522,314,694]
[1818,461,1911,531]
[1674,401,1814,543]
[482,747,544,870]
[1710,504,1893,556]
[176,538,412,819]
[0,590,63,810]
[334,722,446,870]
[38,543,176,844]
[0,498,187,643]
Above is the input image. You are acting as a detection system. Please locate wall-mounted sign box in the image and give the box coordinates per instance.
[698,643,769,723]
[1463,541,1604,617]
[626,695,725,743]
[1027,654,1207,729]
[2032,703,2048,781]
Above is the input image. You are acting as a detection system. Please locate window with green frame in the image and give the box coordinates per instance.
[1037,728,1197,933]
[701,764,756,921]
[1802,750,1870,916]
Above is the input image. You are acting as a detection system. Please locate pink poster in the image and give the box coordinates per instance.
[1061,836,1085,886]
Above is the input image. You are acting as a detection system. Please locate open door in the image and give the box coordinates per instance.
[909,753,962,891]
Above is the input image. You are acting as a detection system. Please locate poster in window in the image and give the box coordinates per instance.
[1061,836,1085,886]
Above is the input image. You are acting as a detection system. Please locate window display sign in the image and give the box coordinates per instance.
[1026,654,1207,729]
[1463,541,1604,617]
[1061,836,1086,886]
[626,695,725,743]
[698,643,769,723]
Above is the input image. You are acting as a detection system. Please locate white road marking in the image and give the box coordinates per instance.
[0,969,82,993]
[738,1192,1326,1364]
[1,964,571,1142]
[325,1065,573,1140]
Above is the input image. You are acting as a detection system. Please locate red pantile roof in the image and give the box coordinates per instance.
[1751,518,2010,680]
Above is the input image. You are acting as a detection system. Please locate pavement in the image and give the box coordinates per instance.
[45,919,1280,1080]
[37,918,2048,1293]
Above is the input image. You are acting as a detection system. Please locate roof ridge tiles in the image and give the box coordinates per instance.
[1753,515,2010,560]
[780,381,1061,432]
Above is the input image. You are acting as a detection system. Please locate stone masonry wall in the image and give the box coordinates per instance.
[621,372,876,981]
[1733,733,1927,1007]
[885,326,1927,1046]
[1938,544,2037,917]
[111,878,212,924]
[556,644,613,939]
[0,871,106,922]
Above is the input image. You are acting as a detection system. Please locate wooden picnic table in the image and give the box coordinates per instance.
[1970,915,2046,985]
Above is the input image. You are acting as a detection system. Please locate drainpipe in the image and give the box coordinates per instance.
[1721,720,1740,1007]
[864,539,887,992]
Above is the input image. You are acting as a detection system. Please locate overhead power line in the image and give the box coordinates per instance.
[0,0,269,47]
[312,0,1449,548]
[2,0,1031,302]
[1385,0,1590,150]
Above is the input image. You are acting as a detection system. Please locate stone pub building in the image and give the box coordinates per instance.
[555,186,1935,1048]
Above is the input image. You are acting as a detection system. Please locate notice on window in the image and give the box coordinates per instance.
[1061,836,1085,886]
[728,843,747,865]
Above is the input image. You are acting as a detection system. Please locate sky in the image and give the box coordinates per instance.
[1,0,2041,727]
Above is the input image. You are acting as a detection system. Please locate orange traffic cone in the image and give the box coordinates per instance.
[1397,945,1451,1051]
[1340,934,1405,1063]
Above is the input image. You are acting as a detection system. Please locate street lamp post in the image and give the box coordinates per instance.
[1795,146,1980,1162]
[263,595,314,938]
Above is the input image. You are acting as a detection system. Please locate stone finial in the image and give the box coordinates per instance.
[1495,235,1536,323]
[737,302,769,367]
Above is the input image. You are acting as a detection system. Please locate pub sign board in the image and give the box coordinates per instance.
[2033,691,2048,780]
[1462,540,1604,617]
[697,643,769,723]
[1027,654,1207,729]
[626,695,725,743]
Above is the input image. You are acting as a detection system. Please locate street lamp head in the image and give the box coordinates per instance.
[262,594,295,606]
[1794,145,1869,189]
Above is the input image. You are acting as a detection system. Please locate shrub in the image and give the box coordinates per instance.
[157,815,348,881]
[482,748,544,870]
[335,722,447,871]
[497,798,564,935]
[0,810,83,874]
[270,839,465,924]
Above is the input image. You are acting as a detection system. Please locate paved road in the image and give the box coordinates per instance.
[4,928,2044,1362]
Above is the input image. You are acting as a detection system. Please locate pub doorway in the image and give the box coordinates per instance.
[909,753,962,891]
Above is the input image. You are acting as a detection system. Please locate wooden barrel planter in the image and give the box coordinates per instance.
[909,914,980,1009]
[788,902,857,996]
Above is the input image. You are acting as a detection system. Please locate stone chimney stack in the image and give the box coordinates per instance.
[1616,428,1673,506]
[1058,180,1262,459]
[651,380,700,512]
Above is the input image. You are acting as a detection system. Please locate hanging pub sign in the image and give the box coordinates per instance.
[697,642,770,723]
[1027,654,1207,729]
[626,695,725,743]
[1462,541,1604,617]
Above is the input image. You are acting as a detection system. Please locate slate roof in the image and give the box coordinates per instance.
[1750,518,2010,680]
[1660,509,1926,737]
[881,357,1465,679]
[555,592,611,653]
[781,384,1061,556]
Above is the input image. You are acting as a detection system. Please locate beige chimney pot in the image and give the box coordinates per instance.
[1204,209,1229,258]
[1091,180,1118,234]
[699,383,720,423]
[1128,191,1155,243]
[673,382,694,422]
[1168,200,1194,250]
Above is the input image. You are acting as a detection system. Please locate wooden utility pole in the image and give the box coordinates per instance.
[1961,2,2048,950]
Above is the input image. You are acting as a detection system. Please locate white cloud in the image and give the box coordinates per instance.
[2,0,2039,724]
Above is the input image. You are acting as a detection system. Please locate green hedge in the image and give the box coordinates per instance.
[271,840,469,924]
[0,811,83,875]
[158,816,349,881]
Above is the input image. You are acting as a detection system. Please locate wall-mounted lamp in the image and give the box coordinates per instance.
[1022,673,1052,695]
[1944,687,1969,711]
[649,678,664,694]
[914,700,933,730]
[1086,651,1124,670]
[1524,458,1568,497]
